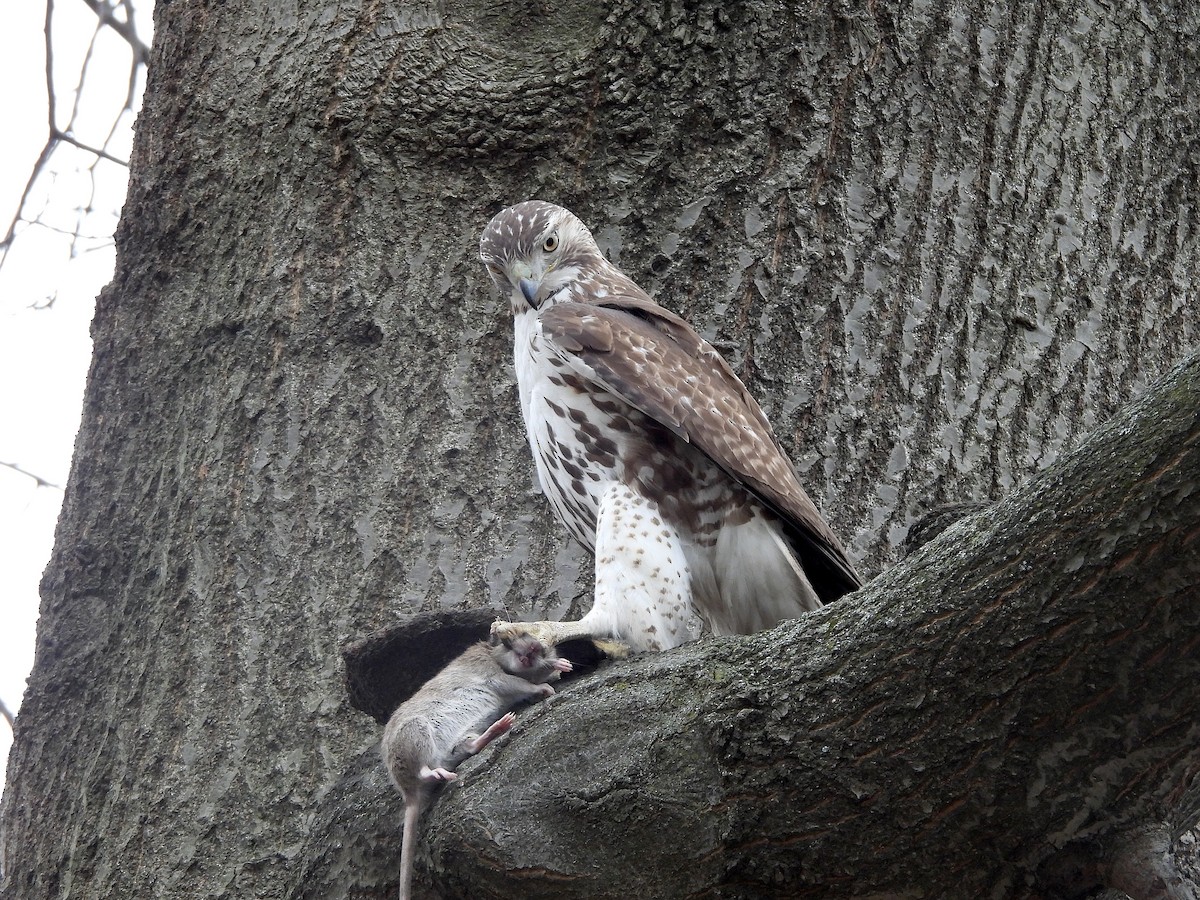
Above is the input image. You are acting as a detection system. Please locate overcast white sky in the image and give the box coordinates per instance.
[0,1,148,791]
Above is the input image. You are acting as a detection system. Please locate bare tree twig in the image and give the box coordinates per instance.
[44,0,57,148]
[77,0,150,65]
[50,7,130,165]
[0,1,59,268]
[0,696,14,730]
[0,143,56,265]
[67,16,103,127]
[51,128,129,167]
[0,461,63,490]
[0,0,144,273]
[19,219,114,243]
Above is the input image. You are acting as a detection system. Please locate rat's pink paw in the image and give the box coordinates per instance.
[484,712,516,737]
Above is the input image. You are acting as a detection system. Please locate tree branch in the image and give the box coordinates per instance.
[398,351,1200,898]
[0,0,139,272]
[0,461,62,490]
[49,127,129,167]
[77,0,150,66]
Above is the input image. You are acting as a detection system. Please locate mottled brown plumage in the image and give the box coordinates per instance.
[480,200,860,652]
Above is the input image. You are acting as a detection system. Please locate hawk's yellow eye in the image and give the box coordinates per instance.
[542,233,559,252]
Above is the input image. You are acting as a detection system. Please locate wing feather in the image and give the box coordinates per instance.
[537,296,862,600]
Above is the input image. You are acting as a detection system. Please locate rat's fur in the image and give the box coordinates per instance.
[381,634,570,900]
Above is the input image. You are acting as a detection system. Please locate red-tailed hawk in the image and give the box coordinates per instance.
[479,200,861,652]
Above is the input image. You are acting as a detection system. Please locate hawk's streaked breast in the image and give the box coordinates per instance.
[515,308,747,552]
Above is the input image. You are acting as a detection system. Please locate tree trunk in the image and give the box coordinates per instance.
[1,0,1197,897]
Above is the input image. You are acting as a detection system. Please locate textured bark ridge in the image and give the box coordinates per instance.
[1,0,1198,897]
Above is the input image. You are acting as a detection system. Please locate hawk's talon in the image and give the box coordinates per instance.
[591,638,631,659]
[490,618,628,659]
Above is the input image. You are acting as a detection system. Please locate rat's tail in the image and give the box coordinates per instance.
[398,795,423,900]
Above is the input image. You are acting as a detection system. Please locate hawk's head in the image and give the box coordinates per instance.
[479,201,607,314]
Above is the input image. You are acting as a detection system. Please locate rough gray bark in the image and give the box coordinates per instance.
[1,0,1198,897]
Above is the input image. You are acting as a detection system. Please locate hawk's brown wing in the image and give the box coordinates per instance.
[538,297,862,602]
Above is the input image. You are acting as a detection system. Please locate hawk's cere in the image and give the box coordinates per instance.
[479,200,861,652]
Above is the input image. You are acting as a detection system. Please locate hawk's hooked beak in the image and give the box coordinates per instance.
[510,260,545,309]
[518,277,541,308]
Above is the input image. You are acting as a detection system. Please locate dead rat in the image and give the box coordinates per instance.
[381,632,572,900]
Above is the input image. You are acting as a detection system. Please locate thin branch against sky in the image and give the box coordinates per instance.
[0,461,63,491]
[0,0,147,274]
